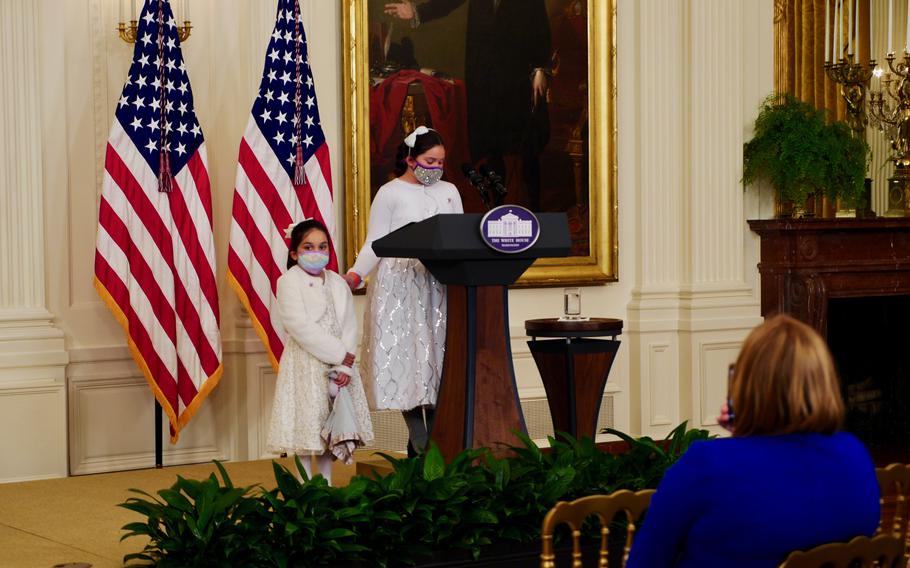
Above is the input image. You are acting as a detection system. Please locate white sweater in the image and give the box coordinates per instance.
[276,266,357,365]
[350,178,463,278]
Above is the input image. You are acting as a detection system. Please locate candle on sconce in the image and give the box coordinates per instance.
[833,0,838,61]
[848,0,854,54]
[906,0,910,53]
[890,0,894,54]
[130,0,136,22]
[119,0,124,23]
[838,0,843,60]
[826,0,831,63]
[833,0,838,60]
[855,0,859,57]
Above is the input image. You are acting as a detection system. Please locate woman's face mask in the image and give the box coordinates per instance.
[297,251,329,275]
[412,161,444,186]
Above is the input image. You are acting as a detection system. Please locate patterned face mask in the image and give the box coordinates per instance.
[297,251,329,275]
[412,162,444,186]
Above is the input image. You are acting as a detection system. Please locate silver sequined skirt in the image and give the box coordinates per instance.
[361,257,447,411]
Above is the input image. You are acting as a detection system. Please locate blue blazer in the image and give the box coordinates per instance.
[626,432,881,568]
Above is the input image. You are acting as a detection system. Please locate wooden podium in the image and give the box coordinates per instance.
[372,214,570,459]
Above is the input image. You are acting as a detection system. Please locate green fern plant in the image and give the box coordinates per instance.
[119,461,271,567]
[118,424,714,567]
[743,93,869,211]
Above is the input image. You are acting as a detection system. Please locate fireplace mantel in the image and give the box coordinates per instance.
[749,218,910,335]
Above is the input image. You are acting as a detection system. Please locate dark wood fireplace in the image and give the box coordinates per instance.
[750,218,910,463]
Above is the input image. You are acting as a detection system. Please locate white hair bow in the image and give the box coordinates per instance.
[284,217,314,240]
[284,217,315,239]
[403,125,430,148]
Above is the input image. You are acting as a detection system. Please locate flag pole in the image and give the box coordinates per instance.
[154,0,167,459]
[155,401,163,468]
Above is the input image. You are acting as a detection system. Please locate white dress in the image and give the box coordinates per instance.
[351,178,464,411]
[266,267,373,455]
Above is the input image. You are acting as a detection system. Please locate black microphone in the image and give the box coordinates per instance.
[479,165,508,206]
[461,164,492,210]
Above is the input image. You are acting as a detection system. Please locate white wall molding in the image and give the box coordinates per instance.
[68,374,223,475]
[0,0,49,311]
[644,341,676,428]
[0,376,67,483]
[88,0,111,196]
[693,339,742,433]
[635,0,685,289]
[0,0,69,482]
[0,313,68,372]
[244,358,278,460]
[68,358,228,475]
[688,0,746,285]
[626,0,771,438]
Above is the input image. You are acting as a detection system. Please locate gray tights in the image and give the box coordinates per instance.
[402,406,436,453]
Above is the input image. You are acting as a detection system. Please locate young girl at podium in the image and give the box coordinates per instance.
[267,219,373,485]
[343,127,463,454]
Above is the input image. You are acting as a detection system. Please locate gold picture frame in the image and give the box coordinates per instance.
[342,0,617,286]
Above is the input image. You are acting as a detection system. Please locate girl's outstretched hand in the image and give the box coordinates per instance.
[333,372,351,388]
[342,272,361,290]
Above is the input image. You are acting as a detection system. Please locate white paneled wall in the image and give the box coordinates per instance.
[0,0,68,482]
[0,0,774,482]
[626,0,770,438]
[66,346,229,475]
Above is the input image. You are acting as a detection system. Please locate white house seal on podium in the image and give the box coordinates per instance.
[479,205,541,253]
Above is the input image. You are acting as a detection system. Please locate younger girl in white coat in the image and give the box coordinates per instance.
[267,219,373,484]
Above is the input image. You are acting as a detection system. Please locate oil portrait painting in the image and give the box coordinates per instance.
[343,0,616,285]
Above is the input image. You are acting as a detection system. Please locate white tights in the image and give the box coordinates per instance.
[298,453,333,485]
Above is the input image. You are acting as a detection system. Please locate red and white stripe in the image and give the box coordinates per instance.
[94,120,223,442]
[227,117,336,369]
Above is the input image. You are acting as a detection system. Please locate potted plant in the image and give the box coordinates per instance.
[743,93,869,216]
[119,423,712,567]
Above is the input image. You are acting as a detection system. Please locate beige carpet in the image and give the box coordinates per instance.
[0,456,366,568]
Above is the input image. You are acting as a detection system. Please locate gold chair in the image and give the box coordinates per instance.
[877,463,910,556]
[778,534,904,568]
[539,489,655,568]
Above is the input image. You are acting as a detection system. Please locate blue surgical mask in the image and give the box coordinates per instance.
[412,161,444,186]
[297,251,329,275]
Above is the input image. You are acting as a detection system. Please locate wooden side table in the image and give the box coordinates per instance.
[525,318,623,442]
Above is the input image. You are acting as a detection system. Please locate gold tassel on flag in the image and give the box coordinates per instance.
[159,150,173,193]
[292,0,306,187]
[294,145,305,185]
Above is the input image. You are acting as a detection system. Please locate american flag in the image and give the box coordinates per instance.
[94,0,222,442]
[227,0,336,369]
